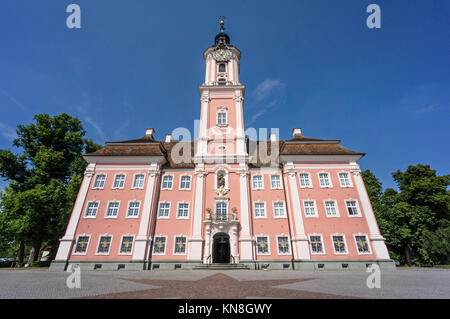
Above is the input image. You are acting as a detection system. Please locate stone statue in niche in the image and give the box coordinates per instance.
[217,171,226,189]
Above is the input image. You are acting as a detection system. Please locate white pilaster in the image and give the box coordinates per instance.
[228,59,234,82]
[351,165,390,259]
[235,94,245,155]
[132,165,160,261]
[189,165,205,260]
[238,166,253,260]
[285,167,310,260]
[205,55,211,84]
[54,163,95,261]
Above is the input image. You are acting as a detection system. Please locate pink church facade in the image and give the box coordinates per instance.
[51,22,394,271]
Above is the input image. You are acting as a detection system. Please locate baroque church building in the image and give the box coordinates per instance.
[51,21,394,271]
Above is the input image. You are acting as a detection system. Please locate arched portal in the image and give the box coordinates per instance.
[212,233,230,264]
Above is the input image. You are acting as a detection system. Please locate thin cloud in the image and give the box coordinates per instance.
[247,79,285,125]
[0,122,16,141]
[415,104,438,114]
[0,89,28,111]
[75,92,108,142]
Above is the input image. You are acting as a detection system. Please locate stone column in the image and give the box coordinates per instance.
[351,165,391,259]
[238,167,253,260]
[54,163,95,262]
[133,165,160,261]
[203,220,212,264]
[285,167,310,260]
[189,166,205,261]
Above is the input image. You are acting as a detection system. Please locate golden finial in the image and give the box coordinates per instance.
[219,15,225,32]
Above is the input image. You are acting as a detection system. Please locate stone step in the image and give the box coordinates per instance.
[193,264,250,270]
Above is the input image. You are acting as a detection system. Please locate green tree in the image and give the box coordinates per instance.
[0,113,102,266]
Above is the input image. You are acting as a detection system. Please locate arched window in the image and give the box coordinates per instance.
[219,63,226,72]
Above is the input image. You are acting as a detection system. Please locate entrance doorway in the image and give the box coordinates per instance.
[212,233,230,263]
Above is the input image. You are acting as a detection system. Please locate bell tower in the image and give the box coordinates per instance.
[196,17,247,162]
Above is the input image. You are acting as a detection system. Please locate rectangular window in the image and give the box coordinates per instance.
[325,200,338,217]
[215,202,227,221]
[127,201,140,217]
[133,174,145,188]
[158,203,170,218]
[355,235,370,254]
[97,236,112,254]
[113,174,126,189]
[299,173,311,188]
[332,235,347,254]
[174,237,187,254]
[120,236,134,254]
[217,112,227,125]
[310,235,324,254]
[153,237,166,254]
[177,203,189,218]
[319,173,331,188]
[346,200,360,216]
[162,175,173,189]
[271,175,281,189]
[339,172,351,187]
[273,202,286,218]
[85,202,99,217]
[74,236,90,254]
[106,202,119,217]
[277,236,290,254]
[93,174,106,189]
[180,176,191,190]
[304,201,317,217]
[254,202,266,218]
[256,236,269,254]
[252,175,263,189]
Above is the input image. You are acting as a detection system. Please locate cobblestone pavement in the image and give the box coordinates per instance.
[0,268,448,299]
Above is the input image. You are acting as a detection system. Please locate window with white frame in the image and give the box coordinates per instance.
[256,236,269,254]
[74,236,90,254]
[332,235,347,254]
[270,175,282,189]
[162,175,173,189]
[177,203,189,218]
[133,174,145,188]
[338,172,351,187]
[254,202,266,218]
[318,172,331,188]
[217,112,227,125]
[299,173,311,188]
[174,237,187,254]
[309,235,324,254]
[277,236,290,254]
[85,202,99,218]
[273,201,286,218]
[355,235,370,254]
[106,202,119,218]
[218,63,226,72]
[325,200,338,217]
[113,174,126,189]
[153,237,166,254]
[346,200,360,216]
[252,175,263,190]
[180,176,191,190]
[97,235,112,254]
[215,202,228,220]
[127,201,140,217]
[304,201,317,217]
[93,174,106,189]
[158,203,170,218]
[119,236,134,254]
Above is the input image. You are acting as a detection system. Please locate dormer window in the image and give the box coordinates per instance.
[219,63,226,72]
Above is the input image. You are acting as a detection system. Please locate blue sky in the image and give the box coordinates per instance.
[0,0,448,190]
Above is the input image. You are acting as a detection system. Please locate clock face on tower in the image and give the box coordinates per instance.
[212,49,232,62]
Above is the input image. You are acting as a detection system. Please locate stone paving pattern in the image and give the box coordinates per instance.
[0,269,449,299]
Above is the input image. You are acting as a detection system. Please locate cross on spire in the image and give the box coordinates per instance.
[219,15,225,32]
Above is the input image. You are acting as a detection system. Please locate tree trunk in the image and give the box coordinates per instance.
[27,241,42,267]
[405,245,412,266]
[17,241,25,267]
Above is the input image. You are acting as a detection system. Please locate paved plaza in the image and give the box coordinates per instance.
[0,268,448,299]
